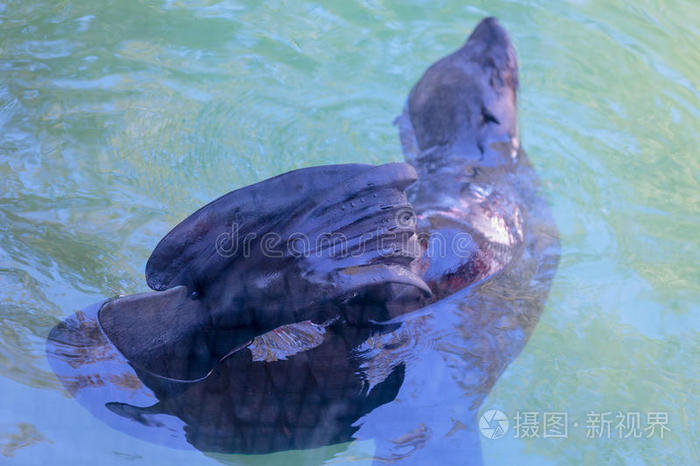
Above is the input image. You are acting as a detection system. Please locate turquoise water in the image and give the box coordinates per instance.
[1,0,698,464]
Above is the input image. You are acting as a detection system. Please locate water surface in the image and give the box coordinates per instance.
[1,0,698,464]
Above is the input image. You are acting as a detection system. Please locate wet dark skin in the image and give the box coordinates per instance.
[47,17,559,462]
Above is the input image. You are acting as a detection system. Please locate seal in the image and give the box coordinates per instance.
[46,17,559,460]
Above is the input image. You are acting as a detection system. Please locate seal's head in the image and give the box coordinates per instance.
[407,17,519,164]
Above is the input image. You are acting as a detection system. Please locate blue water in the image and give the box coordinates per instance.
[1,0,698,464]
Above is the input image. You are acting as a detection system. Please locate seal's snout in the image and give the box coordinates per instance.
[467,17,511,50]
[463,17,518,90]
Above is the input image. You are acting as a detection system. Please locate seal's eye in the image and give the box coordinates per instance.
[481,107,500,125]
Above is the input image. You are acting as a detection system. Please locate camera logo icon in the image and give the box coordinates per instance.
[479,409,509,439]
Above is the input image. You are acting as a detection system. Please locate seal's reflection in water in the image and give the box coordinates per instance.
[113,320,406,454]
[46,307,407,454]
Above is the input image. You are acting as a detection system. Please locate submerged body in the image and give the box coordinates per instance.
[47,17,559,464]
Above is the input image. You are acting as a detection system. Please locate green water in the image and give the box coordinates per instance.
[0,0,698,464]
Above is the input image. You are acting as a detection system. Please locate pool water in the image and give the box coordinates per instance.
[0,0,698,464]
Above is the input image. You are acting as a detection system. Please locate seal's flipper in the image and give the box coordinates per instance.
[144,163,431,331]
[98,286,254,381]
[146,164,382,292]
